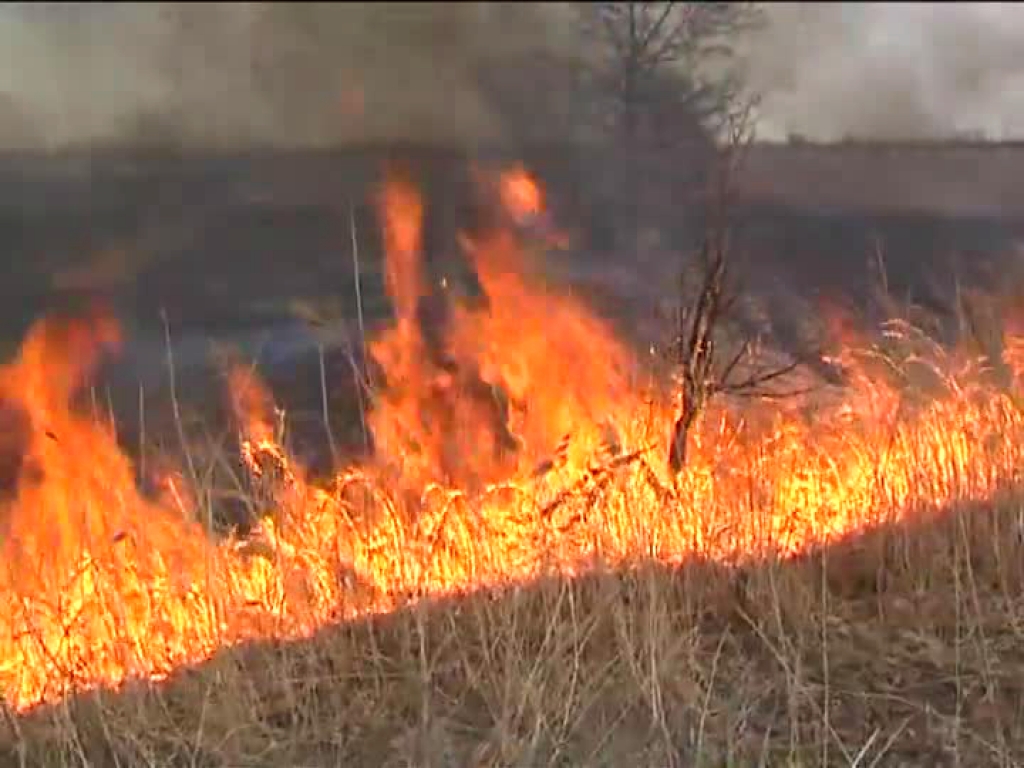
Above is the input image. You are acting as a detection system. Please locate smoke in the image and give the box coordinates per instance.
[2,3,1023,149]
[0,2,576,149]
[745,3,1024,141]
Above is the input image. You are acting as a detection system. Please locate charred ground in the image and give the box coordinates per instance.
[2,140,1021,337]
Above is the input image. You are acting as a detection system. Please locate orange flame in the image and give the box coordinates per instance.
[1,165,1024,713]
[379,170,425,333]
[368,167,634,487]
[498,164,544,223]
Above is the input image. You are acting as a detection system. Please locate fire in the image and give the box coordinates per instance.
[2,165,1024,713]
[491,164,570,249]
[368,168,635,488]
[498,165,544,223]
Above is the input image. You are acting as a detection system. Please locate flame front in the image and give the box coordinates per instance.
[368,169,635,488]
[2,167,1024,712]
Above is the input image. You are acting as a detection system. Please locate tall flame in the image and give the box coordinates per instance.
[0,165,1023,714]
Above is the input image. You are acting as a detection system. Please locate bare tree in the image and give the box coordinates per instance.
[579,2,762,249]
[667,101,803,472]
[582,2,761,137]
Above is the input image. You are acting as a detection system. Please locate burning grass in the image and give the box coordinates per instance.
[4,167,1024,764]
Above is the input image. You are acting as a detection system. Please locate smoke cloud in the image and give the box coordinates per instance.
[746,3,1024,141]
[0,3,1022,149]
[0,2,582,149]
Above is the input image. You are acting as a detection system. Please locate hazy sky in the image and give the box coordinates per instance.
[744,2,1024,141]
[0,2,1022,147]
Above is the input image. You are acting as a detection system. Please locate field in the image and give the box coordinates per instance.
[3,142,1024,766]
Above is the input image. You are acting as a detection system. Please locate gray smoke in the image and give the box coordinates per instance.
[745,3,1024,141]
[0,2,576,149]
[1,3,1022,149]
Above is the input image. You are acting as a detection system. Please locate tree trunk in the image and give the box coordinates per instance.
[668,400,697,473]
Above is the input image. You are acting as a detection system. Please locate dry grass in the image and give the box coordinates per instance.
[4,193,1024,765]
[5,492,1024,768]
[7,329,1024,767]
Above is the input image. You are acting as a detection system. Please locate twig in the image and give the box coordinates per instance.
[667,97,803,472]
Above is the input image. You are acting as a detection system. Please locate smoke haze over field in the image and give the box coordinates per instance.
[0,3,574,148]
[0,2,1022,148]
[745,3,1024,141]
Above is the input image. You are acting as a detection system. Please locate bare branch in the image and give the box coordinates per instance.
[666,98,803,473]
[720,360,802,395]
[638,3,678,56]
[583,1,760,143]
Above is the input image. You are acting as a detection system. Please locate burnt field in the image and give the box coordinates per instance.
[2,140,1024,469]
[4,140,1022,334]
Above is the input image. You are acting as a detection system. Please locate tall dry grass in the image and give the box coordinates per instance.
[4,296,1024,766]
